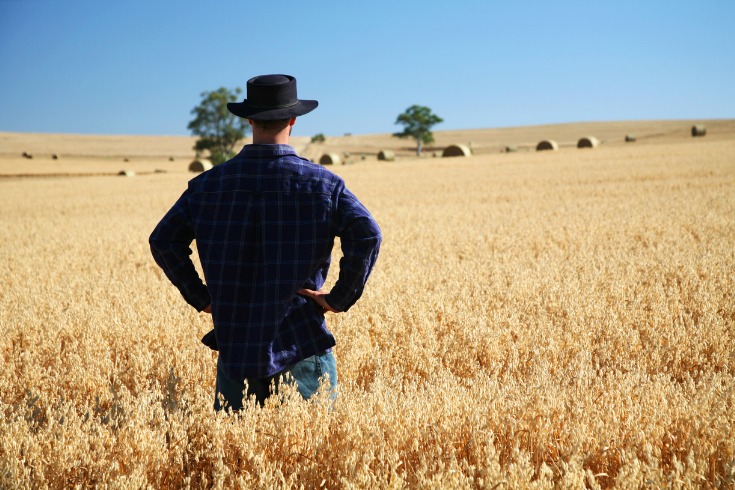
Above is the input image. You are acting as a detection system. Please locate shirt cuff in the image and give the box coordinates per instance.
[323,295,342,313]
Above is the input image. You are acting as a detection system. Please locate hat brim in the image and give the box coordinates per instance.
[227,99,318,120]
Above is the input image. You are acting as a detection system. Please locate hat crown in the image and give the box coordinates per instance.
[246,74,297,109]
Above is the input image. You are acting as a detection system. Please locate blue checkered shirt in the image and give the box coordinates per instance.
[150,144,381,379]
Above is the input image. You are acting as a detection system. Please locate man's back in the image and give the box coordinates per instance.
[150,144,381,380]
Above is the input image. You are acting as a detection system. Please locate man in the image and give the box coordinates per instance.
[150,74,381,410]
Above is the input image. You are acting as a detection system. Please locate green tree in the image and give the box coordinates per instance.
[311,133,326,144]
[392,105,443,156]
[187,87,250,165]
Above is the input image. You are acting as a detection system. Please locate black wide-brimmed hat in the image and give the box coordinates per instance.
[227,74,318,120]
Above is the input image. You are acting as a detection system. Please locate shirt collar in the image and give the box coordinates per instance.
[240,144,297,158]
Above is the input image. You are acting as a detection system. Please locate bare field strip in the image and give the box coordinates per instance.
[1,134,734,487]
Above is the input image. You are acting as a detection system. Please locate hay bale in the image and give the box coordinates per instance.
[442,144,472,158]
[118,170,136,177]
[319,153,341,165]
[691,124,706,137]
[169,157,175,162]
[377,150,395,161]
[189,159,213,172]
[52,154,59,160]
[536,140,558,151]
[625,134,637,143]
[504,145,519,153]
[577,136,600,148]
[22,152,33,159]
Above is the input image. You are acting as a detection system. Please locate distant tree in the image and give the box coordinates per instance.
[187,87,250,165]
[393,105,443,156]
[311,133,326,144]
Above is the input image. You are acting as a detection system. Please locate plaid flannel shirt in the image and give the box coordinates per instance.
[150,144,381,379]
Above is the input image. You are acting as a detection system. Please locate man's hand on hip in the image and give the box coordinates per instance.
[298,288,340,313]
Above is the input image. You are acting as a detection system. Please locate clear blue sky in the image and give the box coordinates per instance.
[1,0,733,138]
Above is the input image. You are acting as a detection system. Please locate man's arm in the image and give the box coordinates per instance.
[320,184,382,313]
[149,190,211,312]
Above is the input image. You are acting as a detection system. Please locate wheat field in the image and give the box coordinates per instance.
[1,123,734,488]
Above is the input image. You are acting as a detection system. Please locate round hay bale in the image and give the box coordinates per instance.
[169,156,175,161]
[319,153,341,165]
[52,153,59,160]
[377,150,395,161]
[625,134,637,143]
[504,145,519,153]
[22,152,33,159]
[577,136,600,148]
[442,144,472,158]
[189,159,213,172]
[691,124,706,137]
[118,170,136,177]
[536,140,558,151]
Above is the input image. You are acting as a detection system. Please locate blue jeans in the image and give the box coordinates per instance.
[214,351,338,411]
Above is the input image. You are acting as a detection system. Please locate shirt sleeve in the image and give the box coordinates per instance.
[149,189,211,311]
[325,182,382,312]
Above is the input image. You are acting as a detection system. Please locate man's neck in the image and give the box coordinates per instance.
[251,125,292,145]
[252,133,290,145]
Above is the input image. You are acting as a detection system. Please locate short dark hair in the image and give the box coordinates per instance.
[251,118,291,132]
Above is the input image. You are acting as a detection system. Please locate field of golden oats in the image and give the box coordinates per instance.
[1,123,734,488]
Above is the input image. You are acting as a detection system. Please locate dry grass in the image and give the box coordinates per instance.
[1,124,734,488]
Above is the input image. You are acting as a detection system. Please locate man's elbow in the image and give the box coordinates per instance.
[366,219,382,243]
[149,233,163,256]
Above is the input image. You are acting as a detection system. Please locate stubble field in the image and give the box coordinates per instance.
[1,121,734,488]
